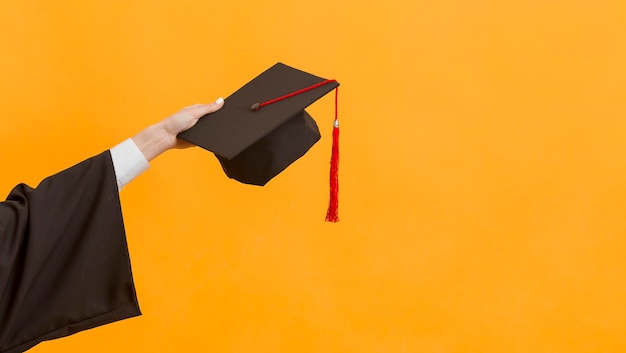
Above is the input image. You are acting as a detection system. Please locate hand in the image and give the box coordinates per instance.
[159,98,225,150]
[132,98,224,161]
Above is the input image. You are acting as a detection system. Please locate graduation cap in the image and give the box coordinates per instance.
[178,63,341,222]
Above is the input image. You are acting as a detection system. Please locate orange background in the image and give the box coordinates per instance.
[2,1,626,352]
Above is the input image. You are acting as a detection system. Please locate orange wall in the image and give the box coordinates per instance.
[2,1,626,352]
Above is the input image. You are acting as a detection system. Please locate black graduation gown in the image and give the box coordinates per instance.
[0,151,141,353]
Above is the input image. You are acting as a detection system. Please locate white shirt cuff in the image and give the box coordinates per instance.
[110,138,150,191]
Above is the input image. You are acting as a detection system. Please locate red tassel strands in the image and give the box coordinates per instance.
[251,79,340,222]
[325,87,340,222]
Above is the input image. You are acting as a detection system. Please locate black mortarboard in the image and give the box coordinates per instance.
[178,62,339,187]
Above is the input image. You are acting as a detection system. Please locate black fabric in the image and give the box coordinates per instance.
[0,151,141,353]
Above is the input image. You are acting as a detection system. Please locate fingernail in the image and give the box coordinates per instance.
[215,97,224,104]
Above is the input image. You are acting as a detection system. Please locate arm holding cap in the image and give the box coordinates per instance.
[110,98,224,190]
[132,98,224,161]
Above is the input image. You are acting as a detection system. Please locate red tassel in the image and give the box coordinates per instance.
[325,88,340,222]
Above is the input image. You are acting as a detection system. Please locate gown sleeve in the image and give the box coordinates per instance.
[0,150,141,353]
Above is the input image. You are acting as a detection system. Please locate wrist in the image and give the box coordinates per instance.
[131,122,174,162]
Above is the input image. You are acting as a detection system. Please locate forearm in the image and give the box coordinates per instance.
[109,98,224,190]
[109,122,173,191]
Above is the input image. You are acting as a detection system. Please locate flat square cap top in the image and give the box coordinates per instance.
[178,62,339,160]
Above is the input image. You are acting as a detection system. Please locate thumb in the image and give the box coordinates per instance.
[189,97,225,118]
[174,97,225,134]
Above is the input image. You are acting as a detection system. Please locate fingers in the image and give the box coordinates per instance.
[186,97,225,118]
[164,97,225,139]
